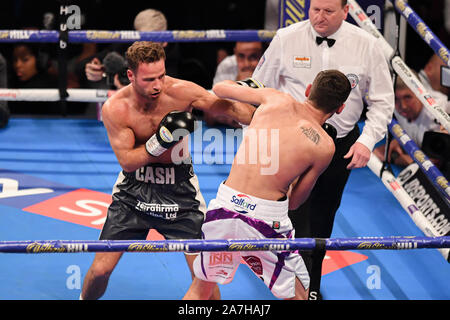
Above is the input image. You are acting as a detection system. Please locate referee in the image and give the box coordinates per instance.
[252,0,395,293]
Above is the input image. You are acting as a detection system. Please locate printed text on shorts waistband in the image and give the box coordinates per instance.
[216,182,289,218]
[123,162,194,184]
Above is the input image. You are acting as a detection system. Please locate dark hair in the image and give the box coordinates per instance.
[12,43,48,71]
[308,69,351,113]
[126,41,166,72]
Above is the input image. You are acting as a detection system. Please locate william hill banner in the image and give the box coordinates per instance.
[279,0,386,31]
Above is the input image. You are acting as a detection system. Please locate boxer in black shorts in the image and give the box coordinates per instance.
[100,161,205,241]
[79,42,255,300]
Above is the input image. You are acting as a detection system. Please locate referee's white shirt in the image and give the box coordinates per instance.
[252,20,395,151]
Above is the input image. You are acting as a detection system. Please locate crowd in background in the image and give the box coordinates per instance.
[0,1,265,117]
[0,0,448,121]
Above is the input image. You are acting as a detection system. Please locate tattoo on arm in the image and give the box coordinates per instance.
[300,126,320,145]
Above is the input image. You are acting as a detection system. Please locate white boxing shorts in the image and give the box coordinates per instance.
[193,182,310,299]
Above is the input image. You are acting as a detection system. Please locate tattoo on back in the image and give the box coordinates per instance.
[300,126,320,145]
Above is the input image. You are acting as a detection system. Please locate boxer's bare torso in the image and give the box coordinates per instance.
[215,85,335,209]
[102,60,254,171]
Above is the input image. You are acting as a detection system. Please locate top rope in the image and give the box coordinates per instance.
[0,30,276,43]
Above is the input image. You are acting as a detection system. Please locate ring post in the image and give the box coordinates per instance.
[308,238,326,300]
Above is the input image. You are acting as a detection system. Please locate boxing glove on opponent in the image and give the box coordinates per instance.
[236,78,265,109]
[145,111,197,157]
[236,77,265,89]
[322,123,337,142]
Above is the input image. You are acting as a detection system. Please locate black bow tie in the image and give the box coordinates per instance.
[316,36,336,47]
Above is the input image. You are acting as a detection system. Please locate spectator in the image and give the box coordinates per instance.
[0,53,9,128]
[419,53,450,98]
[11,44,52,86]
[212,42,264,85]
[9,43,58,114]
[134,8,167,35]
[83,8,179,90]
[374,73,449,168]
[205,41,264,127]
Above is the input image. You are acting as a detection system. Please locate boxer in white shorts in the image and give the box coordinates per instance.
[183,70,352,300]
[196,182,310,299]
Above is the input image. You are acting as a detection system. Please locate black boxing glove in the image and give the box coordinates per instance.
[322,123,337,142]
[236,77,265,89]
[145,111,197,157]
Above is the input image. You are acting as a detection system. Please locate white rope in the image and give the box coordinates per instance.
[0,88,115,102]
[367,153,449,260]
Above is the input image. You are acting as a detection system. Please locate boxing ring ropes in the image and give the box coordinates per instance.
[0,0,449,299]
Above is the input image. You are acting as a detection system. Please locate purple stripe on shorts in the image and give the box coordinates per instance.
[199,230,209,279]
[269,251,291,290]
[200,251,208,279]
[205,207,294,292]
[205,208,287,239]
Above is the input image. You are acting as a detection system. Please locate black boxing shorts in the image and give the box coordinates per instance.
[99,161,207,241]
